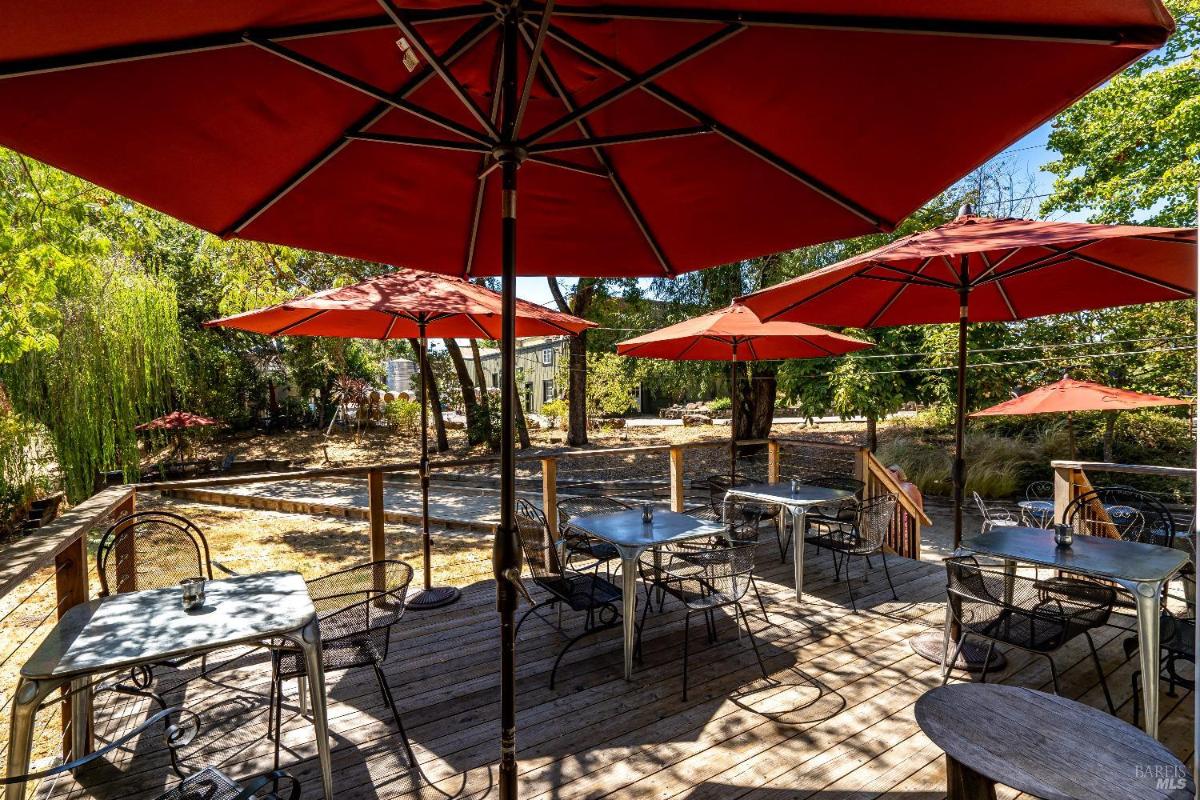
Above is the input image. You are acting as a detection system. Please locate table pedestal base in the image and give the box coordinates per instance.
[946,755,998,800]
[909,630,1006,673]
[407,586,462,610]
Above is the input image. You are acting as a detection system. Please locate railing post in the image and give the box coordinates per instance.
[113,491,138,594]
[541,457,558,539]
[1053,464,1073,525]
[854,446,868,489]
[669,446,685,512]
[368,469,385,563]
[767,438,780,484]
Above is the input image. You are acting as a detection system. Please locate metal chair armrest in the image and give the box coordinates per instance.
[213,560,238,577]
[232,769,302,800]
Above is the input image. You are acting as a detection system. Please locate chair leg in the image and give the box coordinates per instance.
[943,634,968,686]
[979,641,996,684]
[880,548,898,601]
[372,662,419,769]
[1131,669,1143,727]
[635,593,653,663]
[750,576,771,625]
[682,611,692,701]
[739,603,768,681]
[843,555,858,613]
[1085,631,1116,714]
[271,666,285,772]
[1046,655,1062,695]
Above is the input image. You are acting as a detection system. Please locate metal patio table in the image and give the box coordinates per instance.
[723,483,855,602]
[5,571,334,800]
[1015,499,1054,528]
[960,526,1188,739]
[566,509,725,680]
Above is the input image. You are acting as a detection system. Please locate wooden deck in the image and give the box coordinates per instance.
[37,542,1193,800]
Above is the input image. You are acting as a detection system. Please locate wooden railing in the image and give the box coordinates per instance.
[1051,459,1197,524]
[0,433,929,761]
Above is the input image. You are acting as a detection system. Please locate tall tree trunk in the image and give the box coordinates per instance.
[1103,411,1116,462]
[409,338,449,452]
[469,339,497,451]
[548,276,599,447]
[567,331,588,447]
[738,363,777,439]
[513,376,531,449]
[444,338,482,447]
[866,415,878,452]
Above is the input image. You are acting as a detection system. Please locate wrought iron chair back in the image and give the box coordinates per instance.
[1026,480,1053,501]
[973,491,1018,531]
[516,498,564,584]
[1065,486,1175,548]
[96,511,214,597]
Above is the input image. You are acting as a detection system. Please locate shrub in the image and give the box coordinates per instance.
[540,399,568,430]
[877,431,1025,499]
[708,397,732,413]
[383,397,421,434]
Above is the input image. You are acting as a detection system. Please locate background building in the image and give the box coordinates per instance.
[384,358,418,395]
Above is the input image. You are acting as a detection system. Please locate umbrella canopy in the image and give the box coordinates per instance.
[135,411,222,431]
[0,5,1177,796]
[738,213,1197,326]
[205,268,596,338]
[970,378,1191,417]
[617,303,871,478]
[615,303,871,361]
[0,5,1176,279]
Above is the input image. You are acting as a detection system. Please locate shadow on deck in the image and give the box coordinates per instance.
[36,542,1192,800]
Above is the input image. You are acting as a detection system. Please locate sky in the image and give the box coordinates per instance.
[513,119,1077,310]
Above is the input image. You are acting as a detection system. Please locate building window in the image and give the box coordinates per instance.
[490,372,499,388]
[542,379,556,403]
[541,347,553,366]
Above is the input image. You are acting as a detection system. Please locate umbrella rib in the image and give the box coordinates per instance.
[466,315,496,338]
[513,0,555,136]
[523,25,675,276]
[0,9,490,80]
[865,256,935,327]
[979,251,1019,320]
[465,34,508,277]
[542,23,892,232]
[347,133,491,153]
[269,310,328,337]
[968,246,1023,285]
[868,260,958,289]
[970,248,1082,286]
[522,24,744,146]
[245,35,489,144]
[376,0,499,140]
[755,270,862,322]
[528,126,713,153]
[538,5,1165,46]
[523,156,610,178]
[225,18,496,237]
[1039,245,1195,297]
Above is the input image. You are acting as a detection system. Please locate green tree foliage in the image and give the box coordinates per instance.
[1042,0,1199,227]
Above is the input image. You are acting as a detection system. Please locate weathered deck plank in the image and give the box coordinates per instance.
[35,543,1192,800]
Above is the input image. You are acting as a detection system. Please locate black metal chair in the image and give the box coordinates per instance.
[267,560,417,773]
[635,541,768,700]
[556,495,630,574]
[96,510,235,597]
[804,493,898,612]
[516,499,623,688]
[1126,610,1195,727]
[1065,486,1175,548]
[943,555,1116,713]
[0,705,300,799]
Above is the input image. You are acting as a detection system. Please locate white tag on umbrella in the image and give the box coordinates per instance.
[396,38,419,72]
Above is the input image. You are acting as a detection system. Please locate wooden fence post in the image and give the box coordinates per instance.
[1052,465,1073,526]
[767,439,780,484]
[368,469,385,563]
[541,457,558,539]
[669,446,685,512]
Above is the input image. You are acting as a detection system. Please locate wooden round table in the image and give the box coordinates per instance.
[915,684,1193,800]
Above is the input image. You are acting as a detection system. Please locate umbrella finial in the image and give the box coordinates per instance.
[956,203,975,219]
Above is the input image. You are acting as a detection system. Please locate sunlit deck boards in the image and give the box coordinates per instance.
[37,543,1192,800]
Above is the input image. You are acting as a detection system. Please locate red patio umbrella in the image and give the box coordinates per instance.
[740,209,1197,544]
[135,411,222,431]
[0,4,1174,795]
[970,376,1191,458]
[616,304,872,476]
[207,268,594,610]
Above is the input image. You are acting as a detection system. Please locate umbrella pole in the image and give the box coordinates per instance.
[952,288,968,548]
[730,342,738,482]
[910,267,1002,673]
[1067,411,1078,460]
[495,13,522,800]
[407,323,461,611]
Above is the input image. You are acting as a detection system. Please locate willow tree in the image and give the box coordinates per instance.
[3,260,180,500]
